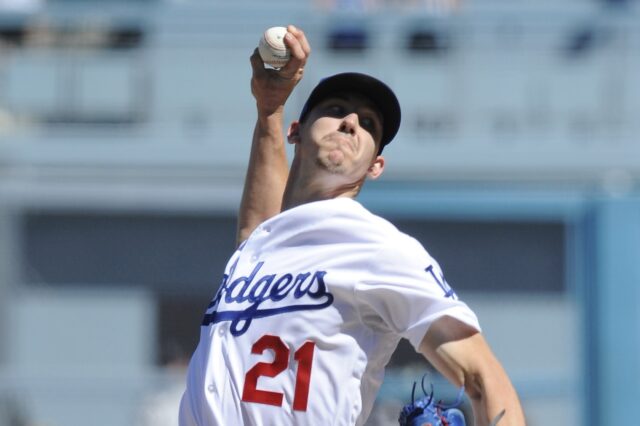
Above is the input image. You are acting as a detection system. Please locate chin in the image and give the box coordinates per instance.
[327,150,346,166]
[318,161,344,175]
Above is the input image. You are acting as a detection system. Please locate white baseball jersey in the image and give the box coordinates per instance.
[179,198,480,426]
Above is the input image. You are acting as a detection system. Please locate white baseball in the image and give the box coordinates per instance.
[258,26,290,69]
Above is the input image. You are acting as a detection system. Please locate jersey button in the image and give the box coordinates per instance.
[251,253,259,262]
[263,225,271,233]
[207,384,216,393]
[218,325,226,336]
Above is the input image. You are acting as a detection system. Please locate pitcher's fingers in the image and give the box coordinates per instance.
[283,31,305,64]
[280,34,306,77]
[287,25,311,56]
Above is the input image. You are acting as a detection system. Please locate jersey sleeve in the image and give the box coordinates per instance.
[354,237,481,350]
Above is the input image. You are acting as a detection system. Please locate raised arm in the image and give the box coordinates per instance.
[419,316,526,426]
[236,25,311,246]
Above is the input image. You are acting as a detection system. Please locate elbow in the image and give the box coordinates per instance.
[462,370,484,402]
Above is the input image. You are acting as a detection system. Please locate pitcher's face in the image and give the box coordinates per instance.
[292,93,385,183]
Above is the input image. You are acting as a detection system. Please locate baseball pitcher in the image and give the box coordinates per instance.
[179,25,526,426]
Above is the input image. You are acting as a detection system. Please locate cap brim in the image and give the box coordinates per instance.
[299,73,401,153]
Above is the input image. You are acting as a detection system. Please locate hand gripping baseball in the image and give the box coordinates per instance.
[250,25,311,116]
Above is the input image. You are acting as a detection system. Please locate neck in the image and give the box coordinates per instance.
[281,184,360,212]
[281,161,363,211]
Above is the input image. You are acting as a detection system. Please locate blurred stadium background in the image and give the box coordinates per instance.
[0,0,639,424]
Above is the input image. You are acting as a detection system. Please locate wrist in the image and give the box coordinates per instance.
[257,105,285,125]
[255,111,285,141]
[256,102,285,118]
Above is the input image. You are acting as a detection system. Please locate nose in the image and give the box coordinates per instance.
[338,113,358,136]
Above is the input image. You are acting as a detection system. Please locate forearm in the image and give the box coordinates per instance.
[237,26,310,245]
[420,319,526,426]
[465,359,525,426]
[236,111,289,245]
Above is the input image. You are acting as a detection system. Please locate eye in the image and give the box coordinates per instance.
[360,116,374,131]
[360,115,380,137]
[325,104,346,117]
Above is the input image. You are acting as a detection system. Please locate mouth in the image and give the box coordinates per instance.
[326,133,356,153]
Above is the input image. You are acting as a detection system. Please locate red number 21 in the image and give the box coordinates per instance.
[241,334,316,411]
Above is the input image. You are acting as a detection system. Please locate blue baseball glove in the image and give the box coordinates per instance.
[397,375,506,426]
[398,376,466,426]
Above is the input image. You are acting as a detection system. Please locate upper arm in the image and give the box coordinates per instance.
[355,240,481,348]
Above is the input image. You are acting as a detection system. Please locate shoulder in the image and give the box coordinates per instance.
[339,200,437,267]
[340,199,420,243]
[356,206,430,256]
[275,198,431,256]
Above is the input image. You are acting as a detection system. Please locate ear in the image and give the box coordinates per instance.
[287,121,301,145]
[367,155,385,180]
